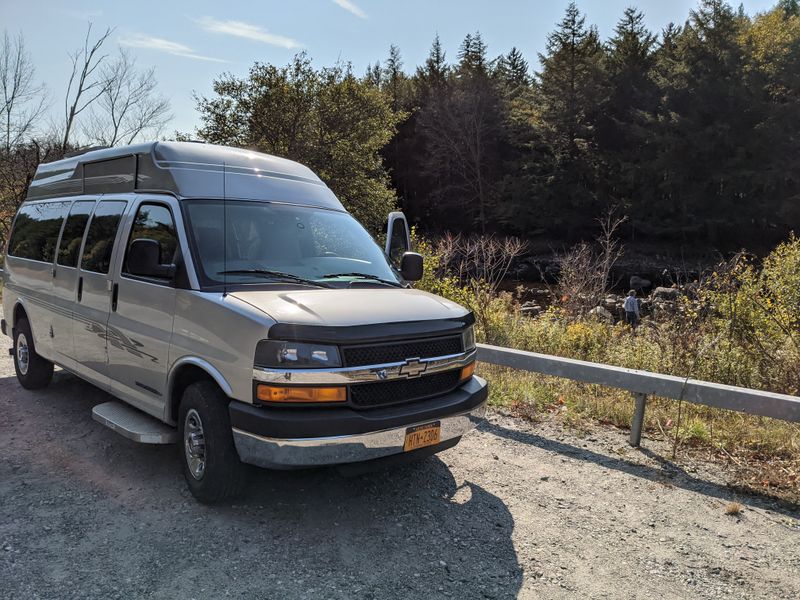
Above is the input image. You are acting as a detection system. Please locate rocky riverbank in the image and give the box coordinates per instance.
[520,284,695,323]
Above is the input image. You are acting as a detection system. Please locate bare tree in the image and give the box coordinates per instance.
[435,233,527,295]
[418,82,502,234]
[82,48,171,146]
[61,24,113,151]
[0,31,47,152]
[556,210,627,316]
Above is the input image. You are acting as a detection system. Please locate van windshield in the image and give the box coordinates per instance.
[183,200,401,288]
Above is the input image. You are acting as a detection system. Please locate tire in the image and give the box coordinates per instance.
[179,380,248,503]
[13,317,54,390]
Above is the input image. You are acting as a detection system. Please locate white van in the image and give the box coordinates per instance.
[1,142,487,502]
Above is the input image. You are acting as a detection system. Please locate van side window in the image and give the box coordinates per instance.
[123,203,178,276]
[7,201,69,262]
[80,201,127,274]
[57,201,95,267]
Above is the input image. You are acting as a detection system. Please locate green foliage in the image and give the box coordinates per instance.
[192,54,403,233]
[416,232,800,492]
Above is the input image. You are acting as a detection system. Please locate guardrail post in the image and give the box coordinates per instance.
[629,392,647,447]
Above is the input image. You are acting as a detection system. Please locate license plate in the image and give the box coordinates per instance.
[403,422,441,452]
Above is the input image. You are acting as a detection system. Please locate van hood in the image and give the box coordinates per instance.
[230,287,470,329]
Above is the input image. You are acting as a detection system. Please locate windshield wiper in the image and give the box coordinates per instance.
[218,269,332,288]
[320,272,403,287]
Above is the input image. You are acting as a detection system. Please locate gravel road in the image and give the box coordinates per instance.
[1,320,798,599]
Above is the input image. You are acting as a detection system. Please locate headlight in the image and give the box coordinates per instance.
[462,325,476,351]
[255,340,342,368]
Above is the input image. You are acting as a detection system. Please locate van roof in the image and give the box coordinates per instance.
[26,141,345,211]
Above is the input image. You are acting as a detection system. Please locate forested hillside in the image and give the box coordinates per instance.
[384,0,800,246]
[196,0,800,249]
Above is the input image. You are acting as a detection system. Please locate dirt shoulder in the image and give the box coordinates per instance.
[0,335,798,599]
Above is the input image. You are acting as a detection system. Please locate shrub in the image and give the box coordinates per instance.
[415,231,800,501]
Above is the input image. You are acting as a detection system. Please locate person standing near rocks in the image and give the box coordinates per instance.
[623,289,640,330]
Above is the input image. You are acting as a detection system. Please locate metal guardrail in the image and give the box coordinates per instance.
[476,343,800,447]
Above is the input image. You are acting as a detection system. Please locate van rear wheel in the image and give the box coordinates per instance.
[13,317,54,390]
[179,381,247,503]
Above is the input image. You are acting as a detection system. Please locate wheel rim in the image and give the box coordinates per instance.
[16,333,30,376]
[184,408,206,480]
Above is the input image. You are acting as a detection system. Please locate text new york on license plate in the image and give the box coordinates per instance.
[403,422,441,452]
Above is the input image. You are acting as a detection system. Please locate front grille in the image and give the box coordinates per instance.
[349,370,462,408]
[342,335,463,367]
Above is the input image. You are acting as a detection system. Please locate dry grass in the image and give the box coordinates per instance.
[724,502,743,516]
[481,363,800,504]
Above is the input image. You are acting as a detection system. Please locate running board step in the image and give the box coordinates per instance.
[92,401,179,444]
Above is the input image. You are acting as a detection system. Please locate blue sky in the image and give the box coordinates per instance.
[4,0,778,137]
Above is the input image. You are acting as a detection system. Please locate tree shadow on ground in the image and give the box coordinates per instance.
[480,420,799,519]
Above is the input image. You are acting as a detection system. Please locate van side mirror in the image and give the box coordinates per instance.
[385,211,411,266]
[127,238,177,279]
[400,252,424,281]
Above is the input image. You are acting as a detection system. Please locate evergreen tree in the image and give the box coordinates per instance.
[364,61,382,87]
[536,2,606,233]
[458,32,489,75]
[662,0,757,238]
[743,4,800,228]
[597,7,658,228]
[416,33,448,93]
[388,35,450,225]
[506,47,530,87]
[495,47,530,95]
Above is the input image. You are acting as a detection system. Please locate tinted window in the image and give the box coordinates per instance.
[84,156,136,195]
[184,200,398,287]
[123,204,178,275]
[80,201,127,274]
[57,201,95,267]
[7,202,69,262]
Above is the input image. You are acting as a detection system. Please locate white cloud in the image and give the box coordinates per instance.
[198,17,301,49]
[119,34,228,63]
[332,0,367,19]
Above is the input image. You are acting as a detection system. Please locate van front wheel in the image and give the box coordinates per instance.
[179,381,247,503]
[13,317,54,390]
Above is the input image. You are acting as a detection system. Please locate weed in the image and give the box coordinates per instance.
[725,502,743,516]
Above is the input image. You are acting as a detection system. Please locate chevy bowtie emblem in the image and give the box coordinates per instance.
[399,358,427,378]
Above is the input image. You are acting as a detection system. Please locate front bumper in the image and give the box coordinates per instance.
[231,376,487,468]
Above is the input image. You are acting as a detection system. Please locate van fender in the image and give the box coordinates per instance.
[166,356,234,424]
[11,296,31,331]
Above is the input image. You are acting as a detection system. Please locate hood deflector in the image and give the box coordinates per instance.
[267,314,475,345]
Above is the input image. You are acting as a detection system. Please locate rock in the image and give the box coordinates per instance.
[602,295,622,311]
[521,304,542,317]
[630,276,651,291]
[652,286,680,301]
[589,306,613,323]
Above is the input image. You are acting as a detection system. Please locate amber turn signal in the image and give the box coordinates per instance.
[257,384,347,403]
[460,361,476,381]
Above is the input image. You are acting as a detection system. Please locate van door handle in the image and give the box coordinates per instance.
[111,283,119,312]
[77,277,83,302]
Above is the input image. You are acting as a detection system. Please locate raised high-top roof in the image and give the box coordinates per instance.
[27,141,345,211]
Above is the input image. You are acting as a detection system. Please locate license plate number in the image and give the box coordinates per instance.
[403,422,441,452]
